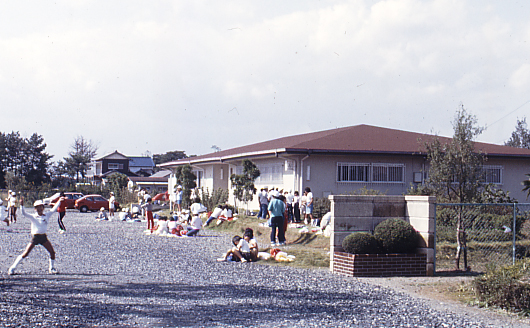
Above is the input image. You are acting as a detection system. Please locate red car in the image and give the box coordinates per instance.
[74,194,119,213]
[45,192,84,209]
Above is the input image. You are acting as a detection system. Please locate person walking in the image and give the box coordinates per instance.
[57,192,67,234]
[268,190,286,247]
[8,196,64,275]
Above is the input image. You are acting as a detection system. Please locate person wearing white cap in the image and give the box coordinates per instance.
[7,191,17,224]
[175,185,183,213]
[7,196,65,275]
[108,192,116,219]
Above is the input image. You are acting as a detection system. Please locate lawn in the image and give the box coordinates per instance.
[204,215,331,269]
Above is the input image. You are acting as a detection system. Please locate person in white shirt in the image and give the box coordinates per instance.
[0,198,10,232]
[8,196,64,275]
[187,198,206,236]
[217,235,251,262]
[285,191,294,222]
[220,205,233,220]
[7,191,17,224]
[293,191,301,223]
[108,192,116,219]
[203,205,223,227]
[304,187,314,225]
[153,216,169,235]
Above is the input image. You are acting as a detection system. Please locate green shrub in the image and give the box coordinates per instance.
[342,232,380,254]
[200,187,229,211]
[473,259,530,312]
[374,218,419,254]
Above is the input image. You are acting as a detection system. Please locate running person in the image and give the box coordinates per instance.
[57,192,67,233]
[8,196,64,275]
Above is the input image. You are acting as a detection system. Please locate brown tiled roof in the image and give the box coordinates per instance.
[160,124,530,167]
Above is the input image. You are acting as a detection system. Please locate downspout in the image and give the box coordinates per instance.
[299,153,310,193]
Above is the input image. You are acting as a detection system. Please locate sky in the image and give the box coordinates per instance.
[1,0,530,162]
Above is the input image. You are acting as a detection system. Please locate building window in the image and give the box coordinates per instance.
[482,165,503,184]
[337,163,405,183]
[372,164,405,182]
[337,163,370,182]
[108,163,124,170]
[256,164,283,184]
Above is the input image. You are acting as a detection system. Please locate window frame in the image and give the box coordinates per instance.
[336,162,405,184]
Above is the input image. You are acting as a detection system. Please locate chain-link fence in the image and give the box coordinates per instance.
[435,203,530,272]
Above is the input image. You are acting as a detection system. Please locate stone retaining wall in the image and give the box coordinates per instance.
[329,195,435,276]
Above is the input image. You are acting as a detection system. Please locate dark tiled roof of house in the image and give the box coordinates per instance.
[160,124,530,167]
[129,157,155,168]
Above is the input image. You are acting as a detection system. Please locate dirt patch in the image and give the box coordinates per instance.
[358,272,530,328]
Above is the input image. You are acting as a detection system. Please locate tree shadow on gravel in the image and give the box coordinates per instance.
[0,277,374,327]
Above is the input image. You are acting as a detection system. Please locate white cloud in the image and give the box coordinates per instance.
[0,0,529,159]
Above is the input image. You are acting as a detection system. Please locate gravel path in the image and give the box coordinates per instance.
[0,210,528,327]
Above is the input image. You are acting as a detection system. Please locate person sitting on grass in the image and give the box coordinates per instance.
[186,198,206,236]
[203,204,223,227]
[217,235,250,262]
[96,207,108,221]
[243,228,259,262]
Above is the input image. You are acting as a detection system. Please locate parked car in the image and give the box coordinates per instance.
[74,194,120,213]
[43,192,84,209]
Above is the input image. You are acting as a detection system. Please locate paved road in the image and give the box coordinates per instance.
[0,210,525,327]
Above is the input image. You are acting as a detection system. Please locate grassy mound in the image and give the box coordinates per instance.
[206,216,330,268]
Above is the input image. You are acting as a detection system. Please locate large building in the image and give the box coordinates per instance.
[160,125,530,209]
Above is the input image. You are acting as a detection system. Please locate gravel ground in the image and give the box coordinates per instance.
[1,210,529,327]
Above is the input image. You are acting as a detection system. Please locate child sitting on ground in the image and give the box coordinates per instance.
[243,228,259,262]
[96,207,108,221]
[168,216,177,231]
[153,216,169,235]
[217,235,251,262]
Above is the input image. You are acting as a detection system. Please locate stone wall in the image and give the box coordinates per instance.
[329,195,435,276]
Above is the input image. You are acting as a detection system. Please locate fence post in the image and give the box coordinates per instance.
[433,204,437,274]
[512,203,517,265]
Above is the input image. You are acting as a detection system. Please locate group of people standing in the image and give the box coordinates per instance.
[257,187,314,247]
